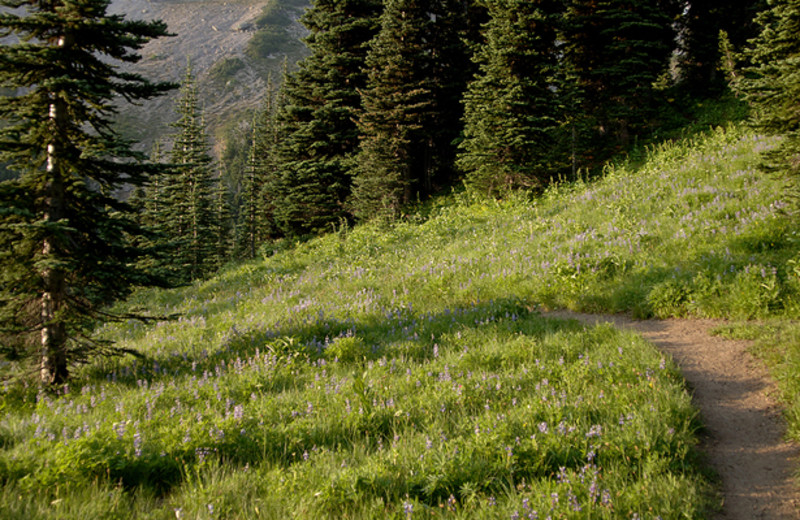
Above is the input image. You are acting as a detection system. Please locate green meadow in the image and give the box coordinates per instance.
[2,122,799,518]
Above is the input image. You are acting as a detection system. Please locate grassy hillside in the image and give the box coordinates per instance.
[2,122,798,518]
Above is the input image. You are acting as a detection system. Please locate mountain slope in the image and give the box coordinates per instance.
[109,0,309,151]
[2,123,799,518]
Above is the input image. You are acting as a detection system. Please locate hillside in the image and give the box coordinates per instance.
[108,0,309,152]
[2,123,799,518]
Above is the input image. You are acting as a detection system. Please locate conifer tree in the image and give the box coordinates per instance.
[0,0,174,384]
[239,123,262,258]
[352,0,483,219]
[425,0,486,189]
[742,0,800,177]
[458,0,564,195]
[238,80,281,257]
[562,0,678,150]
[212,172,232,271]
[679,1,766,94]
[351,0,438,220]
[273,0,383,235]
[164,65,216,281]
[131,140,174,278]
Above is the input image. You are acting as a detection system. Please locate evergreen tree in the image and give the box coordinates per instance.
[0,0,174,384]
[351,0,438,220]
[164,65,216,281]
[679,0,766,94]
[212,171,232,271]
[273,0,383,235]
[239,122,262,258]
[562,0,678,151]
[458,0,564,195]
[425,0,486,190]
[131,140,173,278]
[352,0,484,219]
[742,0,800,177]
[238,79,281,258]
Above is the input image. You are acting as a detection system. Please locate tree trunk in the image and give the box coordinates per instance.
[40,34,70,387]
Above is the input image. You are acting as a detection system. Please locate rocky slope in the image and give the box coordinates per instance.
[108,0,308,153]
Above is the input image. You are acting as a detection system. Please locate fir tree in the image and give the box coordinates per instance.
[273,0,383,236]
[679,0,766,94]
[212,171,232,271]
[458,0,564,195]
[351,0,438,221]
[352,0,483,219]
[164,65,216,281]
[563,0,678,150]
[238,79,281,258]
[742,0,800,177]
[0,0,175,384]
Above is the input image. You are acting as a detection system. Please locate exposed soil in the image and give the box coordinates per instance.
[545,311,800,519]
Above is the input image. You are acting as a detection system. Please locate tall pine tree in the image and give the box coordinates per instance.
[458,0,564,195]
[238,78,281,258]
[563,0,678,152]
[742,0,800,177]
[351,0,439,220]
[0,0,175,384]
[273,0,383,235]
[164,65,217,282]
[678,0,766,94]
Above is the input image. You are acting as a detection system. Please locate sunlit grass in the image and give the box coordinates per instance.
[3,122,797,518]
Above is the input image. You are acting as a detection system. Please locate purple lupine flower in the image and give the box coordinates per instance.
[133,431,142,457]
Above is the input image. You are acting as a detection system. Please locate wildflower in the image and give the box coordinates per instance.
[403,501,413,518]
[133,431,142,457]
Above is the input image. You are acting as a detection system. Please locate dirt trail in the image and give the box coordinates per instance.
[545,311,800,519]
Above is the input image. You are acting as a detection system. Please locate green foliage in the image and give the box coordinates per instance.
[741,0,800,178]
[562,0,679,155]
[677,1,766,94]
[208,57,246,84]
[272,0,382,234]
[0,0,175,385]
[324,335,369,362]
[158,65,221,282]
[458,0,564,195]
[350,0,480,221]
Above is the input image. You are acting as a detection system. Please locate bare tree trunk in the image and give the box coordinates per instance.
[40,34,70,386]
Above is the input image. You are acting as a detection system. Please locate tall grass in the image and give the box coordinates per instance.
[2,122,796,517]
